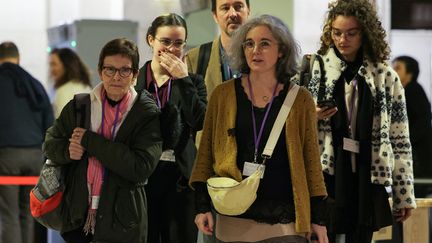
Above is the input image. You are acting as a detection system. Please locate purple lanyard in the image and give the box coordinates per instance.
[100,96,121,140]
[347,78,358,132]
[247,76,278,163]
[153,80,172,108]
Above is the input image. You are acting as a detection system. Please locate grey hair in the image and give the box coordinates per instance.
[229,14,300,83]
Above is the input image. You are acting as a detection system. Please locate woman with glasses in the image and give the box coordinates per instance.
[44,38,163,243]
[189,14,328,243]
[305,0,416,242]
[135,13,207,243]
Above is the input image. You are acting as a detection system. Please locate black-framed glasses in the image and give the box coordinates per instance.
[242,39,276,51]
[155,37,186,49]
[102,66,134,78]
[331,28,361,41]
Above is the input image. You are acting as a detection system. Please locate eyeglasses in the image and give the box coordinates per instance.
[102,66,134,78]
[155,37,186,49]
[331,28,361,41]
[242,40,276,51]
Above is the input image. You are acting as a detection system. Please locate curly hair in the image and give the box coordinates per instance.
[229,14,299,83]
[318,0,390,63]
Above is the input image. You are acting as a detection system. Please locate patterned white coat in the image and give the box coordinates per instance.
[306,48,416,210]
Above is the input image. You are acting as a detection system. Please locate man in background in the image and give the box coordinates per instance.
[186,0,250,96]
[0,41,53,243]
[393,56,432,198]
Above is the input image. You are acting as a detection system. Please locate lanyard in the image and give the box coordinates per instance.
[100,96,121,140]
[347,78,358,133]
[247,76,278,163]
[153,79,172,108]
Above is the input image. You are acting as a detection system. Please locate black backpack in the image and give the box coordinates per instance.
[299,54,326,101]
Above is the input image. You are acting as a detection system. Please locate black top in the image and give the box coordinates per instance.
[404,80,432,195]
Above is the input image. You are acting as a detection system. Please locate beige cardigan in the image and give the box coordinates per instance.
[190,79,327,233]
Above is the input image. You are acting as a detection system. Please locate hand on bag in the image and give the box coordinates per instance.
[307,223,328,243]
[159,51,188,79]
[194,212,214,235]
[69,127,87,160]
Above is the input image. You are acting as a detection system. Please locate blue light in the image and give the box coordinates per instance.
[47,47,52,53]
[70,41,77,47]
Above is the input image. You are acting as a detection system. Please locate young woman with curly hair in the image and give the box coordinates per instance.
[305,0,416,242]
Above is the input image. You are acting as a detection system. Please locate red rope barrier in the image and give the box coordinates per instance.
[0,176,39,185]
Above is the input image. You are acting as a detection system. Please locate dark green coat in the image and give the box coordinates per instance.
[44,89,162,243]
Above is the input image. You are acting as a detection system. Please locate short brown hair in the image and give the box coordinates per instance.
[98,38,139,74]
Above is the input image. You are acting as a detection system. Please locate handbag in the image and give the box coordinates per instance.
[30,93,90,231]
[29,159,66,231]
[207,83,300,216]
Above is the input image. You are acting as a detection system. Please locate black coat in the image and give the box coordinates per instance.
[44,89,162,243]
[0,62,53,147]
[405,81,432,179]
[136,61,207,178]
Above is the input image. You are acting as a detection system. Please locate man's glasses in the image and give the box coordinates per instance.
[102,66,133,78]
[155,37,186,49]
[242,40,276,51]
[331,28,361,41]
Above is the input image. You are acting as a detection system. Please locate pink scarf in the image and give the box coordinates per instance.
[83,89,132,235]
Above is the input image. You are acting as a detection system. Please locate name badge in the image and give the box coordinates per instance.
[160,149,176,162]
[242,162,265,178]
[343,137,360,153]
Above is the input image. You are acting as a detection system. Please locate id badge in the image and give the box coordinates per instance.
[160,149,176,162]
[242,162,265,178]
[343,137,360,153]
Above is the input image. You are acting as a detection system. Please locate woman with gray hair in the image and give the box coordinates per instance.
[189,14,328,243]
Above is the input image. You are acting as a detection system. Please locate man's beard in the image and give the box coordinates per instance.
[225,21,241,37]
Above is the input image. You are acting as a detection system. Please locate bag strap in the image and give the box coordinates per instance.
[73,93,91,128]
[315,54,326,102]
[262,83,300,160]
[196,41,212,79]
[299,54,326,102]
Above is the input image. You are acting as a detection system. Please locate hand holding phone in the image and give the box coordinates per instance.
[317,99,337,109]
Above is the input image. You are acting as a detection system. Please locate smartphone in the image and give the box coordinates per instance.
[317,99,337,108]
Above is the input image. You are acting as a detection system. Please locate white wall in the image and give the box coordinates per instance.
[293,0,328,55]
[0,0,49,88]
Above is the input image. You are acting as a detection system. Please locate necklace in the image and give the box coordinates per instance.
[262,95,269,101]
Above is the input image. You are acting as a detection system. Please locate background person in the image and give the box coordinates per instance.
[0,41,54,243]
[190,15,328,243]
[49,47,92,117]
[44,38,162,243]
[186,0,250,95]
[392,55,432,198]
[306,1,416,242]
[135,13,207,243]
